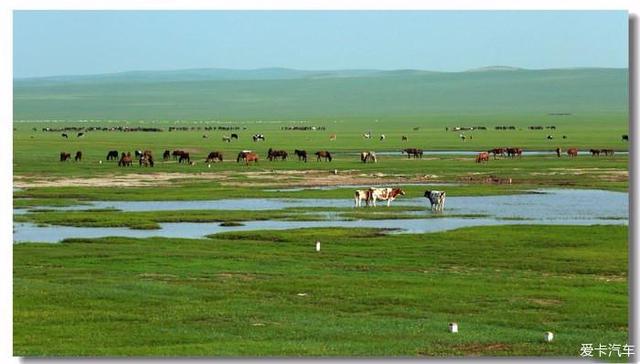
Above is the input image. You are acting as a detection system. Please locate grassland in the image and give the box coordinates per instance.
[13,225,627,358]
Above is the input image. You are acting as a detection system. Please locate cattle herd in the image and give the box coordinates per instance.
[354,187,446,211]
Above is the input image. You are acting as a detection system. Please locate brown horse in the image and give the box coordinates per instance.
[74,151,82,162]
[476,152,490,163]
[567,148,578,157]
[402,148,423,159]
[267,148,288,161]
[315,151,332,162]
[118,152,133,166]
[60,152,71,162]
[488,148,506,159]
[139,150,154,167]
[206,151,223,163]
[237,151,259,165]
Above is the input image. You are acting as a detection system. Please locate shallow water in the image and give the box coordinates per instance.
[13,189,628,243]
[342,150,628,157]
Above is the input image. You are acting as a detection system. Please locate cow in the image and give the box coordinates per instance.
[403,148,423,159]
[567,148,578,157]
[163,150,171,161]
[315,151,332,162]
[106,150,119,161]
[402,136,408,141]
[369,187,405,207]
[294,149,308,162]
[267,148,288,161]
[77,132,85,138]
[380,134,386,141]
[547,135,553,140]
[74,151,82,162]
[252,134,265,142]
[61,133,68,139]
[476,152,490,163]
[424,190,446,212]
[59,152,71,162]
[360,151,377,163]
[230,133,239,140]
[205,151,223,163]
[354,189,371,208]
[590,149,601,157]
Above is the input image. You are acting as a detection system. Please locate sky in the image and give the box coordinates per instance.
[13,10,628,78]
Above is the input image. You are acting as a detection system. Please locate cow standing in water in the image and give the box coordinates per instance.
[424,190,446,212]
[369,188,405,207]
[354,189,371,207]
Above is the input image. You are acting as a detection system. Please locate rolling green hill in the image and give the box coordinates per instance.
[13,67,628,122]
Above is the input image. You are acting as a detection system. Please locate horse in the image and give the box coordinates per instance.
[222,136,232,143]
[476,152,490,163]
[506,148,522,158]
[401,136,408,141]
[163,150,171,161]
[61,133,68,139]
[205,151,223,163]
[74,151,82,162]
[178,152,191,164]
[106,150,119,161]
[294,149,308,162]
[118,152,133,167]
[602,149,615,156]
[369,187,405,207]
[354,189,371,207]
[252,134,265,142]
[139,151,154,167]
[237,151,259,165]
[134,150,143,159]
[488,148,506,159]
[360,151,377,163]
[230,133,239,140]
[402,148,423,159]
[424,190,446,212]
[267,148,288,161]
[59,152,71,162]
[315,151,332,162]
[172,150,183,159]
[77,132,85,138]
[567,148,578,157]
[590,149,601,157]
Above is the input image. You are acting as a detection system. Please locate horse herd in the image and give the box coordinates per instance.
[353,187,446,211]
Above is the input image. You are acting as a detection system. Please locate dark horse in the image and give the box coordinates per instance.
[163,150,171,161]
[106,150,119,161]
[267,148,288,161]
[178,152,191,164]
[402,148,423,159]
[231,133,239,140]
[206,151,224,163]
[60,152,71,162]
[315,151,332,162]
[294,149,307,162]
[74,151,82,162]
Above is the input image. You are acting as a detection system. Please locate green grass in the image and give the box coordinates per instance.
[13,225,628,358]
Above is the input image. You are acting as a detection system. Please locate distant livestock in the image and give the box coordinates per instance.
[252,134,265,142]
[118,152,133,167]
[267,148,288,161]
[315,151,332,162]
[369,188,405,207]
[59,152,71,162]
[74,151,82,162]
[106,150,119,161]
[403,148,423,159]
[360,151,377,163]
[622,134,629,141]
[476,152,490,163]
[424,190,446,212]
[567,148,578,157]
[237,151,259,165]
[354,189,371,208]
[294,149,308,162]
[205,151,223,163]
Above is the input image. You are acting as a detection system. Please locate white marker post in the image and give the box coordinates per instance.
[449,322,458,333]
[544,332,554,342]
[315,240,321,252]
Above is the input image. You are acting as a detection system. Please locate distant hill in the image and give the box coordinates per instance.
[13,67,628,121]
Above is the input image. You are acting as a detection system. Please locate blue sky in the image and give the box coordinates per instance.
[13,10,628,78]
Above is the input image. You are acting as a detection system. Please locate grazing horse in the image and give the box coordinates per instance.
[61,133,68,139]
[118,152,133,167]
[59,152,71,162]
[222,136,232,143]
[489,148,506,159]
[172,150,183,159]
[602,149,615,156]
[74,151,82,162]
[139,151,154,167]
[163,150,171,161]
[622,134,629,141]
[252,134,265,142]
[106,150,119,161]
[135,150,143,159]
[402,148,423,159]
[178,152,191,164]
[329,134,337,141]
[315,151,332,162]
[379,134,386,141]
[476,152,490,163]
[360,151,377,163]
[205,151,223,163]
[424,190,446,212]
[369,187,405,207]
[590,149,601,156]
[354,189,371,207]
[401,136,408,141]
[506,148,522,158]
[567,148,578,157]
[237,151,259,165]
[555,147,562,157]
[230,133,239,140]
[267,148,288,161]
[77,132,85,138]
[294,149,308,162]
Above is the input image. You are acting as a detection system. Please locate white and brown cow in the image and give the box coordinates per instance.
[354,189,371,207]
[369,187,405,207]
[424,190,446,212]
